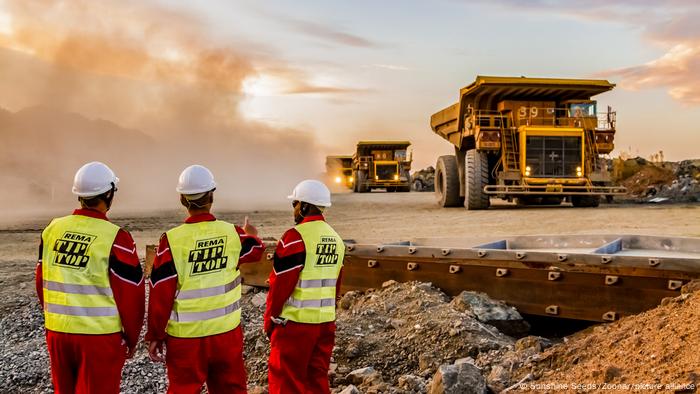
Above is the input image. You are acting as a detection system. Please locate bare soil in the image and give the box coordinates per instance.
[2,193,700,314]
[1,193,700,392]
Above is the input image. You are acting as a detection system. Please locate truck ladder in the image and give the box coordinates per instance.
[500,114,520,172]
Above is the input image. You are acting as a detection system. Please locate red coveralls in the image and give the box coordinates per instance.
[146,213,265,394]
[35,209,145,394]
[264,215,343,394]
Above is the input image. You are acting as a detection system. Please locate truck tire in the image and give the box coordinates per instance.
[398,185,411,192]
[465,150,490,210]
[356,171,369,193]
[571,195,600,207]
[435,155,462,207]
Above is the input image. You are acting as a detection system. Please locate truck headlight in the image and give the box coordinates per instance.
[393,174,399,181]
[335,177,342,184]
[576,166,582,177]
[375,176,379,180]
[525,166,531,176]
[349,176,354,183]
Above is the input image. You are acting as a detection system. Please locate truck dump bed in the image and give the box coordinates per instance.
[430,76,615,145]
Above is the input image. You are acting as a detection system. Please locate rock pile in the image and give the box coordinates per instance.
[330,281,522,393]
[615,157,700,203]
[506,281,700,391]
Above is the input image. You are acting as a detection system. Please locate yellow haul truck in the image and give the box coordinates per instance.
[353,141,412,193]
[325,155,354,189]
[430,76,626,210]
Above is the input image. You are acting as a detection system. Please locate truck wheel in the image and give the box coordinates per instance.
[356,171,368,193]
[435,155,463,207]
[465,150,490,210]
[398,185,411,192]
[572,195,600,207]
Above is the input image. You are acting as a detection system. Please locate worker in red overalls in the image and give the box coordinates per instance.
[265,180,344,394]
[147,164,265,394]
[36,161,145,394]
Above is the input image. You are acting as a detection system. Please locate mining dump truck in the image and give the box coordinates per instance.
[326,155,354,189]
[430,76,627,209]
[353,141,412,192]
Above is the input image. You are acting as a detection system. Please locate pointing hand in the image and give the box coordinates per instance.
[243,216,258,237]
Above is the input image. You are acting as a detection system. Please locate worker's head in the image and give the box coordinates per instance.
[287,180,331,224]
[72,162,119,213]
[176,165,216,213]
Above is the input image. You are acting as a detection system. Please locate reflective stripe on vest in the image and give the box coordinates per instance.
[279,220,344,324]
[298,278,337,288]
[44,280,113,296]
[45,304,119,317]
[175,276,242,300]
[170,300,241,323]
[166,220,243,338]
[41,215,122,334]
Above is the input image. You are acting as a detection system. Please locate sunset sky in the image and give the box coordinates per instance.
[1,0,699,171]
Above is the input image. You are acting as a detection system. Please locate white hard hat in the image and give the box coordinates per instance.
[288,180,332,207]
[176,165,216,195]
[72,162,119,197]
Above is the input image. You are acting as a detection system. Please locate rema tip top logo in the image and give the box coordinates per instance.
[52,231,96,269]
[189,236,228,275]
[315,236,340,266]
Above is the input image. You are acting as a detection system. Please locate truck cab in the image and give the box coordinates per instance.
[352,141,412,192]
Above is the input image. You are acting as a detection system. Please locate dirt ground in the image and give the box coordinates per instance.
[1,193,700,392]
[2,193,700,312]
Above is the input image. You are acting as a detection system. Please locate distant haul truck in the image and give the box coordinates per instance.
[325,155,354,189]
[430,76,627,210]
[352,141,412,193]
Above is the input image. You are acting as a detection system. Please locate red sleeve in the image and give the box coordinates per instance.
[109,229,145,351]
[235,225,265,265]
[263,228,305,334]
[146,234,177,342]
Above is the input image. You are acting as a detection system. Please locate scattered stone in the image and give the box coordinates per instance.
[454,357,476,366]
[515,336,552,353]
[338,385,360,394]
[346,367,377,385]
[451,291,530,337]
[382,280,398,288]
[428,363,487,394]
[398,374,427,392]
[681,279,700,294]
[250,292,267,308]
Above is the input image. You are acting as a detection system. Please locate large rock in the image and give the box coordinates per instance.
[451,291,530,336]
[428,363,487,394]
[346,366,381,386]
[338,385,360,394]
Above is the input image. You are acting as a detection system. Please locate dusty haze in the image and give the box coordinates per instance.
[0,0,325,221]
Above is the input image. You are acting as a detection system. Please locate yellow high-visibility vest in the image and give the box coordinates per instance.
[279,220,344,323]
[41,215,122,334]
[166,220,242,338]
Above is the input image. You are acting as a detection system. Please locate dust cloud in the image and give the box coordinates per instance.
[0,0,323,221]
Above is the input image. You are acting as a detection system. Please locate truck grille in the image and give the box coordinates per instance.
[525,136,581,177]
[375,163,398,180]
